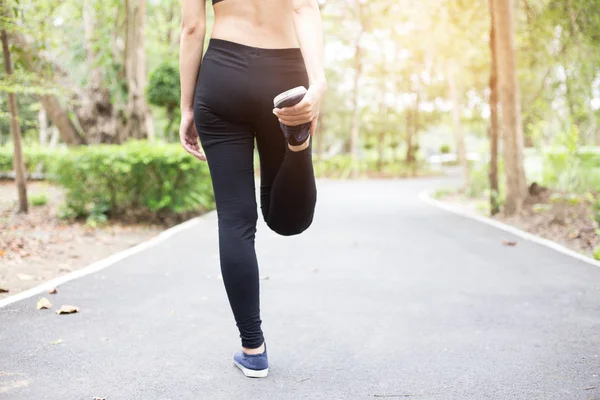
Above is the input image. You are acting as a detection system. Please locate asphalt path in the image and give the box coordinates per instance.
[1,178,599,399]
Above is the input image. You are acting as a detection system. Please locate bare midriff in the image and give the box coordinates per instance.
[211,0,300,49]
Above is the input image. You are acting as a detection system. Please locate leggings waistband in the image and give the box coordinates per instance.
[207,38,303,58]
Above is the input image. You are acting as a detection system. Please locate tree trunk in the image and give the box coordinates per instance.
[76,0,119,144]
[2,28,28,213]
[447,62,469,189]
[405,91,420,165]
[349,30,363,179]
[166,0,178,52]
[49,127,60,148]
[491,0,527,215]
[124,0,151,141]
[489,0,500,216]
[377,67,386,173]
[39,108,49,146]
[377,131,385,172]
[40,95,86,145]
[405,110,414,163]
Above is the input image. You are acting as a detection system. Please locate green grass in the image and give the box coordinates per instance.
[30,194,48,207]
[593,246,600,261]
[432,187,455,199]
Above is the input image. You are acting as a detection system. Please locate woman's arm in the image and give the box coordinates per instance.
[178,0,207,161]
[179,0,207,113]
[274,0,327,133]
[291,0,327,89]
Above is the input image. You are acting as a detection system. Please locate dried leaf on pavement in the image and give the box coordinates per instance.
[56,305,79,315]
[501,239,518,247]
[36,297,52,310]
[0,288,9,293]
[48,288,57,294]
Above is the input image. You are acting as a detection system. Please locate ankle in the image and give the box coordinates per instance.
[242,342,265,355]
[288,137,310,152]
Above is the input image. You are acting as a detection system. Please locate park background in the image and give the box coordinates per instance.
[1,0,600,296]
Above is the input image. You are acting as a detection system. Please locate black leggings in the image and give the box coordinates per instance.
[193,39,317,349]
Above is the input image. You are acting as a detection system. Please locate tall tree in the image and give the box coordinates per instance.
[491,0,527,215]
[447,61,469,188]
[349,1,364,179]
[1,25,28,213]
[124,0,152,140]
[76,0,118,144]
[488,0,500,216]
[11,32,86,145]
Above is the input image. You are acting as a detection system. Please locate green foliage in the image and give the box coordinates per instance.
[87,201,110,228]
[57,205,78,221]
[147,62,181,140]
[592,195,600,227]
[439,144,451,154]
[532,203,552,213]
[594,246,600,261]
[541,126,600,193]
[432,187,454,199]
[51,141,215,221]
[0,146,62,174]
[466,158,505,200]
[147,62,180,110]
[549,192,580,205]
[30,194,48,207]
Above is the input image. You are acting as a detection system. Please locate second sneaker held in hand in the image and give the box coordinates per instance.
[273,86,312,146]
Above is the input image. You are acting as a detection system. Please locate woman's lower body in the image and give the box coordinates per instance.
[193,38,317,350]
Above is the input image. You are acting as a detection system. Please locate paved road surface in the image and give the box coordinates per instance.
[1,178,599,399]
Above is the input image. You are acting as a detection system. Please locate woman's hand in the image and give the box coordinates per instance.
[179,109,206,161]
[273,82,327,136]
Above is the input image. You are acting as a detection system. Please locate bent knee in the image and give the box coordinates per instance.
[267,217,313,237]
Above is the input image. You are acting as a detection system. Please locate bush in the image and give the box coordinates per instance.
[540,126,600,193]
[594,246,600,261]
[147,62,181,140]
[51,141,215,222]
[30,194,48,207]
[0,146,62,174]
[432,187,454,199]
[465,157,505,200]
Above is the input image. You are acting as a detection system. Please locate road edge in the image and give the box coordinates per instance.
[419,189,600,269]
[0,214,211,309]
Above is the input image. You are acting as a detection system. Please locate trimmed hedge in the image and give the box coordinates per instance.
[51,141,215,220]
[0,146,62,174]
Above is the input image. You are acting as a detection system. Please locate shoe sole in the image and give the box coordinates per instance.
[273,86,307,108]
[234,360,269,378]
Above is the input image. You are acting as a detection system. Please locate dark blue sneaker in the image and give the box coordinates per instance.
[233,343,269,378]
[273,86,311,146]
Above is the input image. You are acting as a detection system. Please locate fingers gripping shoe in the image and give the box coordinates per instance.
[273,86,311,146]
[233,343,269,378]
